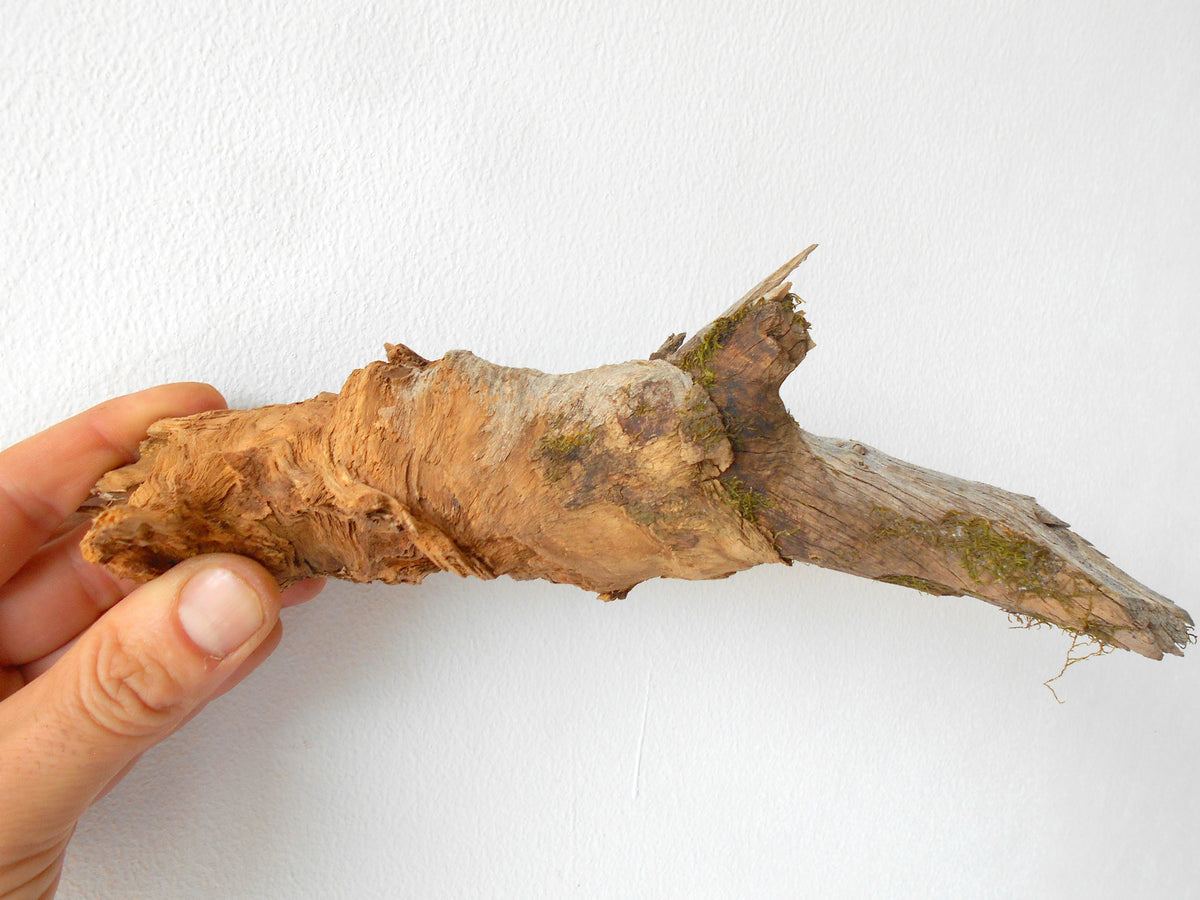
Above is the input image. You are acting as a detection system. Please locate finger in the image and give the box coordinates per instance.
[279,577,327,609]
[50,507,102,542]
[0,505,322,666]
[0,666,22,701]
[7,619,294,842]
[0,383,226,584]
[93,621,285,804]
[0,523,129,666]
[18,635,81,683]
[14,579,322,680]
[0,827,73,899]
[0,554,281,846]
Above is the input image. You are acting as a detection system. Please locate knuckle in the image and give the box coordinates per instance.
[75,631,188,738]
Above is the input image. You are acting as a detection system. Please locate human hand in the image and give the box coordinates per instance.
[0,384,325,899]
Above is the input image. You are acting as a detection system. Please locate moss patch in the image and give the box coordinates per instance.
[872,508,1128,650]
[782,292,810,330]
[536,425,599,483]
[722,412,755,452]
[675,294,810,387]
[721,475,773,522]
[678,397,728,452]
[675,305,752,386]
[873,509,1066,597]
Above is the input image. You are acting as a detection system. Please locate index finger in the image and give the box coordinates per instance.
[0,383,226,585]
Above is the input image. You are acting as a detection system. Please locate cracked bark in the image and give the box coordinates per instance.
[81,247,1193,660]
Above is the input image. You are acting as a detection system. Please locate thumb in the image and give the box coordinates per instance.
[0,555,282,845]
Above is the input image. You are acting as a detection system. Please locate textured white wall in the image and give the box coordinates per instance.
[2,1,1198,896]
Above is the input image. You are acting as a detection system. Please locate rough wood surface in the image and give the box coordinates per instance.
[82,249,1193,659]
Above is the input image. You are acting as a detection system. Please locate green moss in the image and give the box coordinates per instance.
[721,475,773,522]
[873,509,1065,597]
[676,323,730,386]
[782,292,810,330]
[676,305,751,386]
[678,397,728,451]
[675,294,809,386]
[873,508,1130,651]
[946,515,1059,585]
[722,413,752,452]
[536,427,598,482]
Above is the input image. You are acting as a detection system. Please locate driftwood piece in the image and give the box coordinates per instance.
[82,248,1193,660]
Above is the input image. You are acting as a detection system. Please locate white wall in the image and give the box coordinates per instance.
[3,1,1197,896]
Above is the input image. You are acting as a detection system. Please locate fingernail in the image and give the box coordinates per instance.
[177,567,265,657]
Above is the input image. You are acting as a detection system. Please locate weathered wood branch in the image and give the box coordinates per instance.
[82,249,1193,659]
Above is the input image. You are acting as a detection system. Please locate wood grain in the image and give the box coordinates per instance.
[82,249,1193,659]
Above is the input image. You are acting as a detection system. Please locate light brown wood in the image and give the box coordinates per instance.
[81,249,1193,659]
